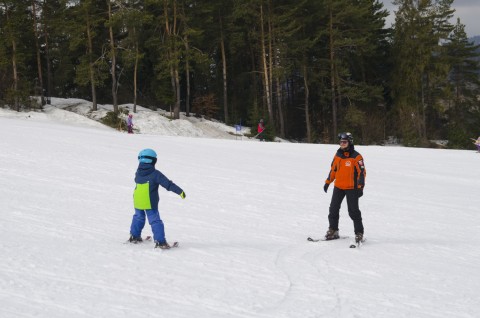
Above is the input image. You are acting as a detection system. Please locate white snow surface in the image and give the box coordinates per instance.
[1,99,480,318]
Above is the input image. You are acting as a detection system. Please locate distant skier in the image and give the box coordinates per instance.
[128,149,186,249]
[323,132,366,244]
[473,136,480,152]
[257,119,265,141]
[126,114,133,134]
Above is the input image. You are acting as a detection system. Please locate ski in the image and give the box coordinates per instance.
[307,236,348,242]
[124,235,152,244]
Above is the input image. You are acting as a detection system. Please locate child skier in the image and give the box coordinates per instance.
[126,114,133,134]
[128,148,186,249]
[323,132,366,244]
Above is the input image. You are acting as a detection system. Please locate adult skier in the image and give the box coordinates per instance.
[323,132,366,243]
[128,149,186,249]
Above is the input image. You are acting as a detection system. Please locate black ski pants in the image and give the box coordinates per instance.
[328,187,364,234]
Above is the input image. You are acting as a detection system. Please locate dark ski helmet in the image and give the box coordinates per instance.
[138,148,157,164]
[338,132,353,144]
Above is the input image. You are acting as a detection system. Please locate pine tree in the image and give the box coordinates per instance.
[114,0,150,113]
[444,18,480,148]
[106,0,119,112]
[319,0,388,142]
[41,0,70,99]
[0,0,34,110]
[68,0,109,111]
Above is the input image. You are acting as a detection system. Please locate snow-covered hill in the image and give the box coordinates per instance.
[1,102,480,318]
[40,97,253,139]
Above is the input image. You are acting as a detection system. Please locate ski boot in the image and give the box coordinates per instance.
[325,228,340,240]
[355,232,364,243]
[128,235,143,243]
[155,241,171,249]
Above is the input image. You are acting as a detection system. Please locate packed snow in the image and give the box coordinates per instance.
[1,99,479,318]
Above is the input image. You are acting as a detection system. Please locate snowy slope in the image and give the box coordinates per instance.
[46,97,252,139]
[1,103,480,318]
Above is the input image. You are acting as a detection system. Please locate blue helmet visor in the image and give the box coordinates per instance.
[138,155,157,164]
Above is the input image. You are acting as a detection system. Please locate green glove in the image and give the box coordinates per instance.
[180,191,186,199]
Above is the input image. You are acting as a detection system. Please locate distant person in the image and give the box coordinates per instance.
[257,119,265,141]
[128,149,186,249]
[323,132,366,244]
[127,114,133,134]
[474,136,480,152]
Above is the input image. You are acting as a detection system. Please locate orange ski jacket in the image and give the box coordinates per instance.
[325,146,366,190]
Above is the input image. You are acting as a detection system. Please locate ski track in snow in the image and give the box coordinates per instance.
[1,99,480,318]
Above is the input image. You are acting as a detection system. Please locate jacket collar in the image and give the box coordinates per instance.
[337,144,355,157]
[137,162,155,176]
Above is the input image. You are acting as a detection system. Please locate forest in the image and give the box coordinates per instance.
[1,0,479,148]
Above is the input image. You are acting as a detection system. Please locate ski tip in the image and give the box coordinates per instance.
[349,244,357,248]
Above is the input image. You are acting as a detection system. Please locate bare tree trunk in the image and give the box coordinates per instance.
[164,0,181,119]
[421,75,428,141]
[275,76,285,138]
[249,33,259,116]
[3,4,20,111]
[173,0,180,119]
[107,0,118,112]
[260,5,273,123]
[32,0,44,106]
[12,38,19,111]
[303,64,311,143]
[184,35,191,117]
[329,7,337,140]
[336,67,342,118]
[219,17,228,123]
[169,59,176,114]
[133,36,139,113]
[267,2,274,130]
[174,67,181,118]
[43,0,52,103]
[85,10,97,110]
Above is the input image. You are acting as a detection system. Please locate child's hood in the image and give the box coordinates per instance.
[136,163,155,177]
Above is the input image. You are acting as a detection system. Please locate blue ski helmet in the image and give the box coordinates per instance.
[138,148,157,164]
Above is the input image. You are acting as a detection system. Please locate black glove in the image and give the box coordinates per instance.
[357,189,363,198]
[323,183,330,193]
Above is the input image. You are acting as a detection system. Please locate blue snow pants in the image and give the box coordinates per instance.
[130,209,166,243]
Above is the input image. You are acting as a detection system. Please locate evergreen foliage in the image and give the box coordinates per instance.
[0,0,479,147]
[101,107,129,130]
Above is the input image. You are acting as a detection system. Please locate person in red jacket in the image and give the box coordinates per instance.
[323,132,366,243]
[257,119,265,141]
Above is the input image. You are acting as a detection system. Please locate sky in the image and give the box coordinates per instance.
[1,98,480,318]
[381,0,480,37]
